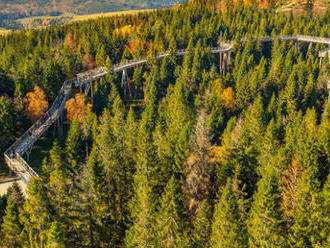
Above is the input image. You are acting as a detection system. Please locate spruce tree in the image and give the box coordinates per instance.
[289,166,328,248]
[65,117,84,170]
[155,176,185,248]
[191,40,202,85]
[192,199,211,248]
[0,196,22,248]
[20,178,52,247]
[96,105,129,245]
[125,107,157,248]
[210,178,247,248]
[46,222,65,248]
[248,166,286,248]
[0,96,14,151]
[0,194,7,227]
[7,182,24,207]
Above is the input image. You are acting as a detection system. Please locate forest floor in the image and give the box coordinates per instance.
[0,161,11,180]
[24,126,69,173]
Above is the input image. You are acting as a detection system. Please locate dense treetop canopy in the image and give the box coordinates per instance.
[0,0,329,247]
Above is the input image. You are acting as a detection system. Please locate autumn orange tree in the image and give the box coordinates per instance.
[65,93,90,124]
[24,86,49,122]
[82,54,95,70]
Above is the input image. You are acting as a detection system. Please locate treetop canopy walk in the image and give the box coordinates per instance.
[2,34,330,195]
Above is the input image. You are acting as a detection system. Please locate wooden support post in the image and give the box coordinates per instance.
[295,40,299,53]
[224,52,227,75]
[56,119,60,137]
[222,53,225,75]
[319,57,323,69]
[228,51,231,66]
[91,81,94,104]
[121,69,127,97]
[53,120,56,136]
[219,52,223,75]
[222,53,226,75]
[59,112,63,137]
[26,148,31,162]
[306,42,312,59]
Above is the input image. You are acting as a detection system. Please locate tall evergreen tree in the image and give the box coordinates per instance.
[65,117,84,171]
[155,176,185,248]
[210,178,247,248]
[192,199,211,248]
[0,96,14,151]
[125,106,157,248]
[46,222,65,248]
[289,165,328,248]
[248,166,286,248]
[20,178,52,248]
[0,196,22,248]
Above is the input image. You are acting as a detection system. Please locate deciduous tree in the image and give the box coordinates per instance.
[24,85,48,122]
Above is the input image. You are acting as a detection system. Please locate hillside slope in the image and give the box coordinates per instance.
[0,0,183,16]
[206,0,329,14]
[277,0,329,14]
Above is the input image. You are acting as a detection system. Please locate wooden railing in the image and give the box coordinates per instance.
[3,34,329,192]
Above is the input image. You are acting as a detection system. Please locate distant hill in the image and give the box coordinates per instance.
[0,0,183,16]
[277,0,329,14]
[0,0,185,29]
[204,0,329,14]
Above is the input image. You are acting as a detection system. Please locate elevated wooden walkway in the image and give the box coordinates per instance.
[2,34,329,195]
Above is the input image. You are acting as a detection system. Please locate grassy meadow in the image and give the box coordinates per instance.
[15,9,154,28]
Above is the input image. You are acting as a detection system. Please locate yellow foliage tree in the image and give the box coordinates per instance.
[220,87,235,110]
[65,93,90,124]
[24,86,49,122]
[114,25,140,38]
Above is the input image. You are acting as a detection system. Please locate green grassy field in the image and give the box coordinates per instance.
[16,9,153,28]
[70,9,153,22]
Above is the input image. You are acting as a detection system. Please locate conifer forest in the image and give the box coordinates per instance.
[0,0,329,247]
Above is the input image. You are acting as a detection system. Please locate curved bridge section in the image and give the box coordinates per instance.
[2,34,329,194]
